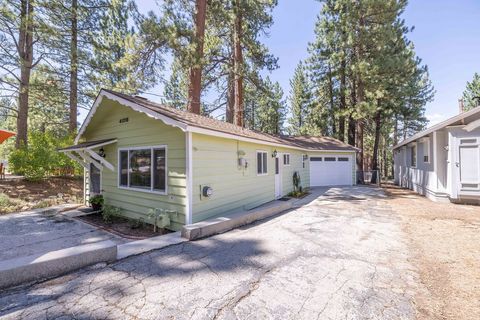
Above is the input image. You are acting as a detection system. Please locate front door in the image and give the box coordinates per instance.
[89,163,101,195]
[275,156,282,198]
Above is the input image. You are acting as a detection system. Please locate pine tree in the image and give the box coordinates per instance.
[288,61,312,135]
[462,73,480,111]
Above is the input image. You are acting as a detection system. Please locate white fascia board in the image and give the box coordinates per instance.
[75,90,187,144]
[464,118,480,132]
[393,106,480,150]
[186,126,356,153]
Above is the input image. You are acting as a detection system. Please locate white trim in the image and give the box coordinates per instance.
[75,90,187,144]
[256,150,268,176]
[185,131,193,225]
[78,150,103,171]
[394,106,480,149]
[63,151,89,170]
[117,145,168,195]
[464,118,480,132]
[188,126,356,153]
[85,149,115,171]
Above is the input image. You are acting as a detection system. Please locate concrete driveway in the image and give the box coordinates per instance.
[0,187,422,319]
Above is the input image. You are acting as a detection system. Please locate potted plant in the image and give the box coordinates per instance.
[89,194,104,212]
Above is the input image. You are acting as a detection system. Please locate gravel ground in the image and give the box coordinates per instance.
[0,186,423,320]
[384,184,480,320]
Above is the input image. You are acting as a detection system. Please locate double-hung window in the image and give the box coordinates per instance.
[283,153,290,166]
[118,146,167,193]
[257,151,268,175]
[410,144,417,167]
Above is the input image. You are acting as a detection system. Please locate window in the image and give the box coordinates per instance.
[324,157,336,162]
[118,146,167,193]
[338,157,349,162]
[257,151,268,175]
[283,153,290,166]
[410,145,417,167]
[310,157,322,162]
[423,138,430,163]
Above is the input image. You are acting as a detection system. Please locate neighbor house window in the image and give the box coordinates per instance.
[118,146,167,193]
[423,138,430,163]
[257,151,268,175]
[283,153,290,166]
[410,144,417,167]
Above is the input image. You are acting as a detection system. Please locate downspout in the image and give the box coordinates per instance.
[185,130,193,225]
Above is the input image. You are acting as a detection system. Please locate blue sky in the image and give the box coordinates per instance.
[131,0,480,126]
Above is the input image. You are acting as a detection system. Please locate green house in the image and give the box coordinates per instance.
[60,89,357,231]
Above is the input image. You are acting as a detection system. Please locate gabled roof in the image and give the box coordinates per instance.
[393,106,480,149]
[58,138,117,152]
[76,89,358,152]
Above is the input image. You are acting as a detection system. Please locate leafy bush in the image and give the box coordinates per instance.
[8,132,81,181]
[102,204,121,223]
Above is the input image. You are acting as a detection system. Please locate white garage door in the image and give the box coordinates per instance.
[310,155,353,186]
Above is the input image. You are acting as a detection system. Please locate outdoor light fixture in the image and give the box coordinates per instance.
[272,150,278,158]
[303,154,309,160]
[98,147,106,158]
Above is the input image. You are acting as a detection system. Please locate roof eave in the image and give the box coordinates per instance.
[393,106,480,150]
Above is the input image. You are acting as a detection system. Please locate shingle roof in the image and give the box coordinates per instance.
[101,89,358,152]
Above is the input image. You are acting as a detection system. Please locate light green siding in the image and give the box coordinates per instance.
[82,98,187,230]
[191,134,309,222]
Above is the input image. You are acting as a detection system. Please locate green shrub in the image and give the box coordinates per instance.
[102,204,120,223]
[8,132,81,181]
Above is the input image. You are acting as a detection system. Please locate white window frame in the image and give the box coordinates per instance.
[423,138,430,163]
[410,143,417,168]
[283,153,291,166]
[117,145,168,195]
[256,150,268,176]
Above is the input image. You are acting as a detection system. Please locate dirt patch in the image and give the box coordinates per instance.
[77,212,171,239]
[0,177,83,214]
[383,183,480,320]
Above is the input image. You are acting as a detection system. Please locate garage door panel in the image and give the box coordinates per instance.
[310,155,352,186]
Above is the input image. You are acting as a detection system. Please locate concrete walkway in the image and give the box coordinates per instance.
[0,207,127,261]
[0,186,423,319]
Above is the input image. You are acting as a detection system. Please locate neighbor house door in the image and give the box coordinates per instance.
[89,163,101,195]
[458,141,480,192]
[275,156,282,198]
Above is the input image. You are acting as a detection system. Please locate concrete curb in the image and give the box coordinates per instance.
[9,203,82,216]
[181,200,293,240]
[117,231,187,260]
[0,240,117,289]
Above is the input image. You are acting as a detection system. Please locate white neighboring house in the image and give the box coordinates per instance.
[393,106,480,203]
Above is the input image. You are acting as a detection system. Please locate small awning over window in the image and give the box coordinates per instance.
[58,138,117,172]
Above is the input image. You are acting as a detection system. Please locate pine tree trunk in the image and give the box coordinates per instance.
[338,58,346,142]
[348,78,356,146]
[392,115,399,177]
[328,65,336,136]
[187,0,207,114]
[371,107,381,183]
[16,0,34,149]
[233,1,244,127]
[69,0,78,133]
